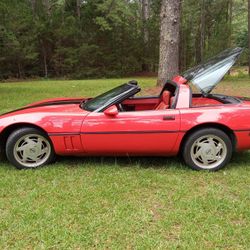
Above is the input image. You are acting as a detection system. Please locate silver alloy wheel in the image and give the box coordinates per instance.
[13,134,51,168]
[190,134,227,169]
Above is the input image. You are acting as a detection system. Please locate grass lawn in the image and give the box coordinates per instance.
[0,78,249,249]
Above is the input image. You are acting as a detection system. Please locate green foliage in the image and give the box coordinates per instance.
[236,29,248,48]
[0,0,248,79]
[0,0,38,78]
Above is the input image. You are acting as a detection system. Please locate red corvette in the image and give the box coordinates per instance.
[0,48,250,171]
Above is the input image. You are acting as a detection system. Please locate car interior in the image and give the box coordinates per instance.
[116,79,240,112]
[119,81,178,112]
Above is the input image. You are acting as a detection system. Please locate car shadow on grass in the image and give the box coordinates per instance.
[1,152,249,171]
[227,151,250,170]
[56,155,186,170]
[57,152,250,170]
[56,150,250,171]
[0,155,184,171]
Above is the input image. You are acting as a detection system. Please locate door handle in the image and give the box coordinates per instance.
[163,115,175,121]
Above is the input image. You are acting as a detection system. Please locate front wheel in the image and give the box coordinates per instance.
[6,127,55,169]
[182,128,232,171]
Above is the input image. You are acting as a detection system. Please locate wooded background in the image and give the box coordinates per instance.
[0,0,248,82]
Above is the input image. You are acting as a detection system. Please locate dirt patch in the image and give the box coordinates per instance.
[150,202,164,222]
[165,224,182,241]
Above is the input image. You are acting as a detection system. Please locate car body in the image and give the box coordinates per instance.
[0,47,250,170]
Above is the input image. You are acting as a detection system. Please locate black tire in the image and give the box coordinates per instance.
[182,128,232,171]
[6,127,55,169]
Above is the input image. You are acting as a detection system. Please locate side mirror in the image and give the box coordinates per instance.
[104,105,118,117]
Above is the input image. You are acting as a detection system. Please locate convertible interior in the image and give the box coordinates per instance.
[119,81,240,112]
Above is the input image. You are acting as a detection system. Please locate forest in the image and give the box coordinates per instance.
[0,0,248,80]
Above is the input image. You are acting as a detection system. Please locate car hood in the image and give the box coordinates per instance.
[0,97,89,117]
[182,47,243,95]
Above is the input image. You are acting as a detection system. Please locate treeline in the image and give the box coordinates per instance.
[0,0,248,79]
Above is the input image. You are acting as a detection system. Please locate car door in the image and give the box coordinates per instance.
[81,109,181,156]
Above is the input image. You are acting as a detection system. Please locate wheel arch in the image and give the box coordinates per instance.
[179,123,237,154]
[0,123,49,155]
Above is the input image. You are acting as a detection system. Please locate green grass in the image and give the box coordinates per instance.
[0,78,155,114]
[0,78,250,249]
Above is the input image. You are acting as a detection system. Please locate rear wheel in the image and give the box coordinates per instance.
[6,127,55,169]
[182,128,232,171]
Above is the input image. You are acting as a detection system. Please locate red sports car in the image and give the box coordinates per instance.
[0,48,250,171]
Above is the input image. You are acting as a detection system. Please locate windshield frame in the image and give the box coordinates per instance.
[81,83,140,112]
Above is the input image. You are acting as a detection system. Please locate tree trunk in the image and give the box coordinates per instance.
[248,0,250,75]
[200,0,205,62]
[141,0,150,71]
[42,44,48,78]
[44,54,48,78]
[157,0,181,86]
[179,0,184,72]
[76,0,81,19]
[195,0,205,64]
[43,0,51,17]
[30,0,36,16]
[195,27,202,64]
[227,0,233,75]
[17,62,22,79]
[228,0,233,48]
[142,0,150,44]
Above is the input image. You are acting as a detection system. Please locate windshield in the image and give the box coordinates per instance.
[182,47,243,95]
[82,83,138,112]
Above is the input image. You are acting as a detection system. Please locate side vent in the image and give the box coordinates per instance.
[64,136,80,150]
